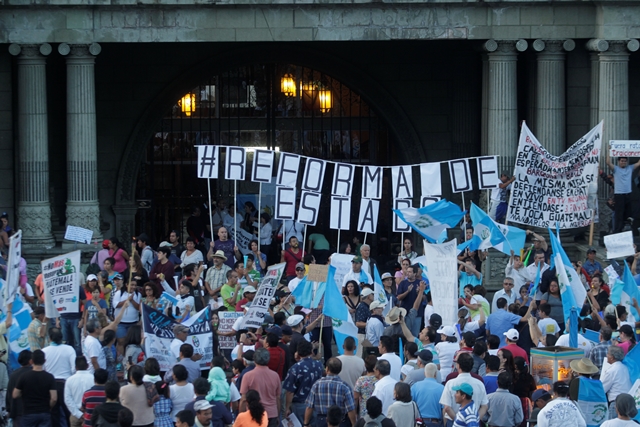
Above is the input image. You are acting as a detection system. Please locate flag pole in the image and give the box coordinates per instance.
[400,232,404,259]
[337,229,341,252]
[461,192,467,233]
[207,179,214,243]
[588,209,595,246]
[364,233,368,246]
[234,180,238,245]
[302,225,308,255]
[258,183,262,252]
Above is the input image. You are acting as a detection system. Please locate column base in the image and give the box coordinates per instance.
[17,202,56,248]
[66,201,103,241]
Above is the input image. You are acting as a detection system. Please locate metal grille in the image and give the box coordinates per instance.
[136,64,392,243]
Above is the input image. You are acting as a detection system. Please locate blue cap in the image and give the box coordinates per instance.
[452,383,474,396]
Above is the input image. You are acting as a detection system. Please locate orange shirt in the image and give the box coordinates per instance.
[233,410,268,427]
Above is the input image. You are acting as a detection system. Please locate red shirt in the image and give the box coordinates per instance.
[81,386,106,427]
[502,343,529,364]
[266,346,286,380]
[282,248,306,277]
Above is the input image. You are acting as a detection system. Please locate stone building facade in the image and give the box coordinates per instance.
[1,0,640,264]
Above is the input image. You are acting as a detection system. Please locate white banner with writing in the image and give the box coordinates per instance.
[423,239,458,328]
[41,251,81,318]
[609,140,640,158]
[604,231,635,259]
[241,263,285,329]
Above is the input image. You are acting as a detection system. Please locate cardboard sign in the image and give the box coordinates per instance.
[197,145,219,179]
[307,264,329,283]
[218,311,244,350]
[241,263,285,329]
[41,250,81,318]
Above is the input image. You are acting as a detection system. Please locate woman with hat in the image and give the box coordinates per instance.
[569,358,608,422]
[601,394,638,427]
[435,326,459,378]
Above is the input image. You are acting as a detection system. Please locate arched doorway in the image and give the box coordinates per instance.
[136,63,396,245]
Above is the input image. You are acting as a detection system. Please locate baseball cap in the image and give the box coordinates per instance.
[102,239,110,249]
[352,256,363,264]
[504,328,519,341]
[587,247,597,253]
[437,325,457,337]
[194,400,213,411]
[430,314,442,329]
[532,389,551,402]
[158,241,171,248]
[417,350,433,363]
[381,272,393,280]
[113,273,123,280]
[369,301,385,311]
[87,274,98,282]
[287,314,304,327]
[361,288,374,297]
[266,327,283,339]
[452,383,474,396]
[281,325,293,336]
[295,262,306,270]
[243,286,257,294]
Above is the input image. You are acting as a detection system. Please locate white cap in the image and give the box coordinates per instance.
[437,325,457,337]
[361,288,374,297]
[504,328,519,341]
[159,241,171,248]
[369,301,385,311]
[87,274,98,281]
[287,314,304,327]
[243,286,257,294]
[381,272,393,280]
[194,400,213,411]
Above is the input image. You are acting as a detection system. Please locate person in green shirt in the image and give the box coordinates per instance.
[307,233,331,265]
[245,254,262,283]
[220,270,241,311]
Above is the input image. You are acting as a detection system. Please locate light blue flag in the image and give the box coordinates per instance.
[373,265,390,316]
[576,377,609,427]
[323,265,359,355]
[311,281,326,309]
[548,228,587,347]
[437,228,448,243]
[622,339,640,386]
[469,203,505,250]
[394,199,466,242]
[621,261,639,318]
[529,264,541,298]
[291,277,313,308]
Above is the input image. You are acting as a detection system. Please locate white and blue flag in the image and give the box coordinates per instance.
[323,265,359,355]
[576,377,608,427]
[394,199,465,242]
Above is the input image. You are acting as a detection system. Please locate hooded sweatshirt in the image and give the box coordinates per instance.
[206,366,230,403]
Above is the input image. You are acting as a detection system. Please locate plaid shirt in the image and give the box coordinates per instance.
[27,318,47,350]
[205,264,231,292]
[305,375,356,416]
[588,340,611,370]
[308,296,332,328]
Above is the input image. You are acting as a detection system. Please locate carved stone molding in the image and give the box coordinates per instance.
[66,202,102,236]
[17,203,55,247]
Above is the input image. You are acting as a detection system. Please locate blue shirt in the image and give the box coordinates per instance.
[283,357,325,403]
[486,310,521,347]
[397,279,420,311]
[411,378,445,419]
[483,374,499,394]
[614,165,633,194]
[453,401,480,427]
[582,260,602,277]
[459,272,482,298]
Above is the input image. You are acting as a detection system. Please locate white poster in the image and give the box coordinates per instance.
[330,253,355,290]
[227,225,254,255]
[507,122,602,229]
[41,250,81,318]
[277,153,301,188]
[4,230,22,307]
[64,225,93,245]
[330,196,351,230]
[420,163,441,196]
[225,146,246,180]
[448,159,472,193]
[298,191,322,226]
[242,263,285,329]
[423,239,458,327]
[252,150,275,183]
[604,231,635,259]
[393,199,412,233]
[362,166,383,199]
[391,166,413,199]
[218,312,244,349]
[302,159,326,193]
[609,140,640,158]
[357,198,380,234]
[197,145,219,179]
[476,156,501,189]
[332,163,355,197]
[274,186,296,220]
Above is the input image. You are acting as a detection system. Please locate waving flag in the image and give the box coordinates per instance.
[529,264,541,298]
[323,265,359,355]
[469,203,505,250]
[493,223,527,256]
[610,262,640,319]
[394,199,465,242]
[549,229,587,347]
[373,265,390,316]
[576,377,609,427]
[291,277,313,308]
[622,342,640,387]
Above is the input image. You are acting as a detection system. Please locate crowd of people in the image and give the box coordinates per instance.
[0,204,639,427]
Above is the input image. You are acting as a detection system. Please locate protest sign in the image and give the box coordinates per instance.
[423,239,458,327]
[218,311,243,350]
[228,225,254,255]
[3,298,34,370]
[41,251,81,318]
[507,122,602,229]
[609,140,640,158]
[307,264,329,283]
[330,253,355,288]
[604,231,635,259]
[64,225,93,244]
[4,230,22,307]
[141,304,214,371]
[241,263,285,329]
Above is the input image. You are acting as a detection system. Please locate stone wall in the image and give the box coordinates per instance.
[0,52,13,223]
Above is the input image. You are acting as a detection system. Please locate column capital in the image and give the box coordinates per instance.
[8,43,52,58]
[533,39,575,53]
[587,39,639,55]
[483,39,528,54]
[58,43,102,57]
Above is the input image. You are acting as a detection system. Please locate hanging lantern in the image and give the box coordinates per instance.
[318,89,332,113]
[179,93,196,116]
[281,74,296,97]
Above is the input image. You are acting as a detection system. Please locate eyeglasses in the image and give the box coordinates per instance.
[296,268,305,271]
[145,288,153,292]
[503,282,514,286]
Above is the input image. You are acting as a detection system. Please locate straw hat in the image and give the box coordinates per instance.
[569,358,599,375]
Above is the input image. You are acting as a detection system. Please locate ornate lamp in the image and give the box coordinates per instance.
[281,74,296,97]
[179,93,196,116]
[318,89,332,113]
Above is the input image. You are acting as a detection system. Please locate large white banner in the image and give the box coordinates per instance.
[507,122,602,229]
[41,250,81,318]
[242,263,285,329]
[423,239,458,327]
[609,140,640,158]
[330,253,355,290]
[4,230,22,307]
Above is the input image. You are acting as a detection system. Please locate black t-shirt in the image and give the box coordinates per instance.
[15,369,56,414]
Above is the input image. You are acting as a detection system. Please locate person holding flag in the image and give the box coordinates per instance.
[342,256,373,288]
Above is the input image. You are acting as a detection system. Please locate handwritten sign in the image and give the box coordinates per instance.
[242,263,285,329]
[507,122,602,229]
[218,312,243,349]
[41,251,81,318]
[307,264,329,283]
[423,239,458,327]
[64,225,93,244]
[609,140,640,158]
[4,230,22,307]
[604,231,635,259]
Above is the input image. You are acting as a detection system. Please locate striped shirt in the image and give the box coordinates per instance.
[81,386,106,427]
[205,264,231,292]
[453,401,480,427]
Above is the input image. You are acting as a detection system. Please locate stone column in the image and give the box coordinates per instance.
[532,39,575,155]
[586,39,609,128]
[484,39,528,174]
[8,44,56,247]
[59,43,103,240]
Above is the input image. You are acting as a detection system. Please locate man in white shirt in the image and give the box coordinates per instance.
[371,359,398,416]
[342,256,373,288]
[601,346,632,418]
[491,277,518,314]
[82,320,105,374]
[555,332,593,357]
[337,337,365,390]
[112,277,142,353]
[440,353,488,423]
[378,336,402,381]
[64,357,98,427]
[504,250,531,292]
[286,263,306,293]
[537,382,586,427]
[526,249,550,300]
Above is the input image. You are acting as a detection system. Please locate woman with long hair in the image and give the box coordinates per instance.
[342,280,361,317]
[387,382,419,427]
[233,389,268,427]
[120,365,155,427]
[397,237,418,264]
[129,252,149,289]
[339,242,353,255]
[498,348,516,377]
[541,280,564,331]
[512,356,536,427]
[617,324,636,355]
[395,258,411,286]
[101,329,118,382]
[123,325,145,368]
[108,237,130,274]
[353,355,378,418]
[249,239,267,275]
[141,284,158,309]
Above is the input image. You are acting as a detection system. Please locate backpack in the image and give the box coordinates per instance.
[142,246,157,272]
[363,414,385,427]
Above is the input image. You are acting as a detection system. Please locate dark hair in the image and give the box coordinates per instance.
[496,297,507,309]
[118,408,134,427]
[539,303,551,316]
[101,329,116,347]
[104,257,116,267]
[193,377,211,395]
[173,364,188,382]
[487,335,500,350]
[274,312,286,326]
[342,280,361,297]
[514,356,528,373]
[473,341,487,357]
[366,397,383,418]
[17,350,32,366]
[327,406,344,427]
[144,358,160,376]
[456,353,474,373]
[379,336,393,352]
[128,365,144,385]
[124,325,142,347]
[259,212,271,223]
[339,242,351,254]
[404,341,418,358]
[266,333,279,348]
[211,356,227,369]
[326,358,342,375]
[226,270,235,280]
[600,326,613,341]
[155,381,170,398]
[32,349,45,365]
[546,334,558,346]
[473,285,487,297]
[364,354,377,373]
[499,348,515,374]
[105,381,121,400]
[425,328,436,344]
[176,410,195,427]
[619,324,637,349]
[343,336,356,352]
[498,371,513,389]
[394,382,412,403]
[553,381,570,397]
[180,343,194,358]
[185,237,195,244]
[462,332,476,348]
[485,355,500,372]
[246,389,265,425]
[374,359,391,376]
[48,327,63,344]
[231,359,245,374]
[75,356,88,371]
[94,368,108,385]
[297,340,313,358]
